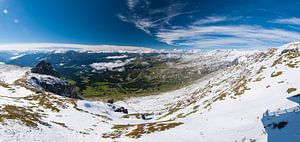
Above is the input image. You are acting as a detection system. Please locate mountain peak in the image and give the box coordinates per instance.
[31,61,60,78]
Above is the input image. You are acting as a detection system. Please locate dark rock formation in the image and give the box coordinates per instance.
[110,105,128,114]
[107,99,114,104]
[281,48,299,54]
[29,76,81,99]
[28,61,81,99]
[141,113,153,120]
[113,106,128,114]
[31,61,60,78]
[232,58,239,66]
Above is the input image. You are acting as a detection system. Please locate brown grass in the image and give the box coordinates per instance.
[51,121,68,128]
[272,57,282,67]
[287,88,297,94]
[232,77,250,96]
[286,50,300,59]
[271,71,282,77]
[266,48,277,57]
[286,63,298,68]
[24,94,61,112]
[157,108,180,120]
[253,77,265,82]
[102,121,183,139]
[0,81,11,88]
[122,113,141,119]
[0,105,42,128]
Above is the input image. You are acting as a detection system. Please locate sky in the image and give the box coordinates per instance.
[1,0,300,50]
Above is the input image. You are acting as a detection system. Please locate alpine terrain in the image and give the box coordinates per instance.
[0,42,299,142]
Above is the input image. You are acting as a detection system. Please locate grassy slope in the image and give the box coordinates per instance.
[78,57,202,100]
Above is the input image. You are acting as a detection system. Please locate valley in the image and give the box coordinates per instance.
[0,42,299,141]
[1,0,299,141]
[0,51,235,100]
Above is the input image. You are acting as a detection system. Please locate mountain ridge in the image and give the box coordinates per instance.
[0,42,299,141]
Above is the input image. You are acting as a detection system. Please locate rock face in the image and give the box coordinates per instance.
[281,47,299,54]
[28,61,81,99]
[28,76,81,99]
[232,58,239,66]
[31,61,60,78]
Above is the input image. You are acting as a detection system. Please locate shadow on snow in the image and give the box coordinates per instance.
[261,94,300,142]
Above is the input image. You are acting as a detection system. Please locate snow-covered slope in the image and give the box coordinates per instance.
[0,42,299,142]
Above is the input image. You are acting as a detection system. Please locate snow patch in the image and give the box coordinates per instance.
[106,55,128,59]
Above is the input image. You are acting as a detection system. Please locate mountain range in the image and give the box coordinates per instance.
[0,42,299,141]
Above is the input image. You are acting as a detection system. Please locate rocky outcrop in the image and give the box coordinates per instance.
[31,61,60,78]
[28,61,81,99]
[27,75,81,99]
[232,58,239,66]
[281,47,299,54]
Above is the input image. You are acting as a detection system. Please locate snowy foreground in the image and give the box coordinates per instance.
[0,42,300,142]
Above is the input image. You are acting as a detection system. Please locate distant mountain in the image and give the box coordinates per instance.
[0,42,299,141]
[0,43,157,53]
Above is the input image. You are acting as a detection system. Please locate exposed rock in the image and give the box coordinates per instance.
[113,106,128,114]
[28,61,81,99]
[27,75,81,99]
[107,99,114,104]
[108,104,128,114]
[232,58,239,66]
[141,113,153,120]
[281,48,299,54]
[31,61,60,78]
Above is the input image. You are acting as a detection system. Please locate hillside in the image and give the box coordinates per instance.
[0,50,239,100]
[0,42,299,142]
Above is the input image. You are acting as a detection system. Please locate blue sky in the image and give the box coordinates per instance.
[1,0,300,50]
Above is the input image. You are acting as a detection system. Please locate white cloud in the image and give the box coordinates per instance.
[90,58,135,72]
[127,0,139,10]
[118,1,188,34]
[272,18,300,25]
[118,14,154,34]
[156,25,300,48]
[0,43,155,53]
[193,16,228,25]
[119,1,300,49]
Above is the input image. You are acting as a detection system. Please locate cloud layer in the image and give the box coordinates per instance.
[119,0,189,34]
[0,43,155,52]
[272,18,300,25]
[156,25,300,48]
[119,0,300,49]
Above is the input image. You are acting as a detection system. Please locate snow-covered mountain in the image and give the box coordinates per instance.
[0,42,299,142]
